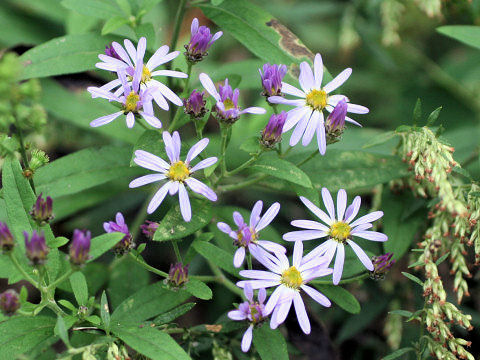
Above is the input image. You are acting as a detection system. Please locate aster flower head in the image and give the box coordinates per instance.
[283,188,388,285]
[228,283,267,352]
[29,193,54,225]
[0,289,20,316]
[95,37,187,111]
[199,73,266,124]
[237,241,332,334]
[140,220,159,239]
[24,230,49,266]
[183,90,207,119]
[259,63,288,97]
[217,201,286,268]
[167,262,189,287]
[185,18,223,63]
[69,229,91,266]
[88,67,162,129]
[0,221,14,252]
[129,131,218,222]
[260,111,286,149]
[104,212,134,255]
[370,252,395,280]
[268,53,369,155]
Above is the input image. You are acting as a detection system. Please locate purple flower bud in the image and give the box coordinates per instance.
[168,263,189,287]
[0,289,20,316]
[69,229,91,266]
[259,63,287,97]
[370,253,396,280]
[183,90,207,119]
[185,18,223,63]
[0,222,14,252]
[326,98,348,132]
[24,230,49,266]
[140,220,159,240]
[105,43,122,61]
[29,193,54,225]
[261,111,287,148]
[103,212,134,255]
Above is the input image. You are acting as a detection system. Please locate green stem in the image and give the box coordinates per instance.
[225,152,261,177]
[207,260,243,297]
[190,275,217,282]
[172,241,183,264]
[218,174,267,193]
[12,104,35,193]
[8,252,38,287]
[47,268,75,291]
[219,124,231,177]
[296,150,318,167]
[168,62,194,131]
[129,252,169,278]
[247,254,252,270]
[310,272,370,285]
[166,0,188,88]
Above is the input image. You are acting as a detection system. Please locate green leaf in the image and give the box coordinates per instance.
[35,145,143,199]
[19,33,117,80]
[253,153,312,187]
[61,0,123,20]
[153,303,196,325]
[388,310,413,318]
[240,136,261,154]
[102,16,129,35]
[412,98,422,126]
[111,283,190,324]
[435,252,450,266]
[426,106,442,126]
[211,0,225,5]
[382,347,415,360]
[116,0,132,15]
[362,131,396,149]
[55,316,70,347]
[111,325,191,360]
[153,200,212,241]
[0,316,56,358]
[100,291,111,333]
[252,326,288,360]
[70,272,88,306]
[88,232,125,262]
[198,0,313,66]
[58,300,77,312]
[184,279,212,300]
[50,237,70,248]
[313,285,360,314]
[193,240,239,276]
[401,272,424,286]
[437,25,480,50]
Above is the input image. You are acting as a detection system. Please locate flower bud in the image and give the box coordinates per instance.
[260,111,286,149]
[29,193,54,225]
[325,98,348,144]
[69,229,91,266]
[185,18,223,63]
[24,230,49,266]
[168,262,189,287]
[0,221,14,252]
[140,220,159,240]
[370,252,396,280]
[103,212,134,255]
[0,289,20,316]
[259,63,287,97]
[29,149,49,172]
[183,90,207,119]
[105,43,122,61]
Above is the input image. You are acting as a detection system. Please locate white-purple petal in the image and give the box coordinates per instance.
[283,230,326,242]
[189,157,218,172]
[199,73,221,101]
[241,325,253,353]
[147,182,172,214]
[250,200,263,229]
[298,61,314,93]
[178,183,191,221]
[347,240,374,270]
[337,189,347,221]
[350,211,384,227]
[347,103,369,114]
[228,310,247,321]
[353,230,388,242]
[234,247,246,268]
[321,188,336,221]
[299,196,332,225]
[301,284,331,307]
[281,82,305,98]
[186,138,209,164]
[323,68,352,93]
[90,111,123,127]
[129,174,166,188]
[255,202,280,232]
[293,292,311,334]
[332,244,344,285]
[313,53,323,89]
[239,270,280,281]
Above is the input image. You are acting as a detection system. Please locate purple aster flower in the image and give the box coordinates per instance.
[29,193,54,225]
[140,220,159,239]
[185,18,223,63]
[217,201,286,268]
[129,131,218,222]
[259,63,287,97]
[95,37,187,111]
[0,221,14,252]
[0,289,20,316]
[283,188,388,285]
[370,252,395,280]
[88,67,161,129]
[237,241,332,334]
[260,111,286,148]
[228,283,267,352]
[199,73,266,124]
[105,43,122,61]
[268,54,368,155]
[183,90,207,119]
[104,212,134,254]
[24,230,49,266]
[168,262,189,287]
[69,229,91,266]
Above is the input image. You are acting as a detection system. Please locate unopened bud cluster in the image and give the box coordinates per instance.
[167,262,189,288]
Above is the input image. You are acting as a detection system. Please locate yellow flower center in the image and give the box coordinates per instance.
[167,161,190,182]
[124,91,140,112]
[223,99,235,110]
[141,65,152,83]
[280,266,303,289]
[305,89,327,111]
[329,221,351,243]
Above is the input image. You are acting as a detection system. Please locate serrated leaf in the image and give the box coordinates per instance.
[193,240,239,276]
[153,200,212,241]
[401,272,424,286]
[153,303,196,325]
[437,25,480,50]
[252,326,288,360]
[253,154,312,187]
[70,272,88,306]
[102,16,129,35]
[313,285,360,314]
[184,279,212,300]
[382,347,415,360]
